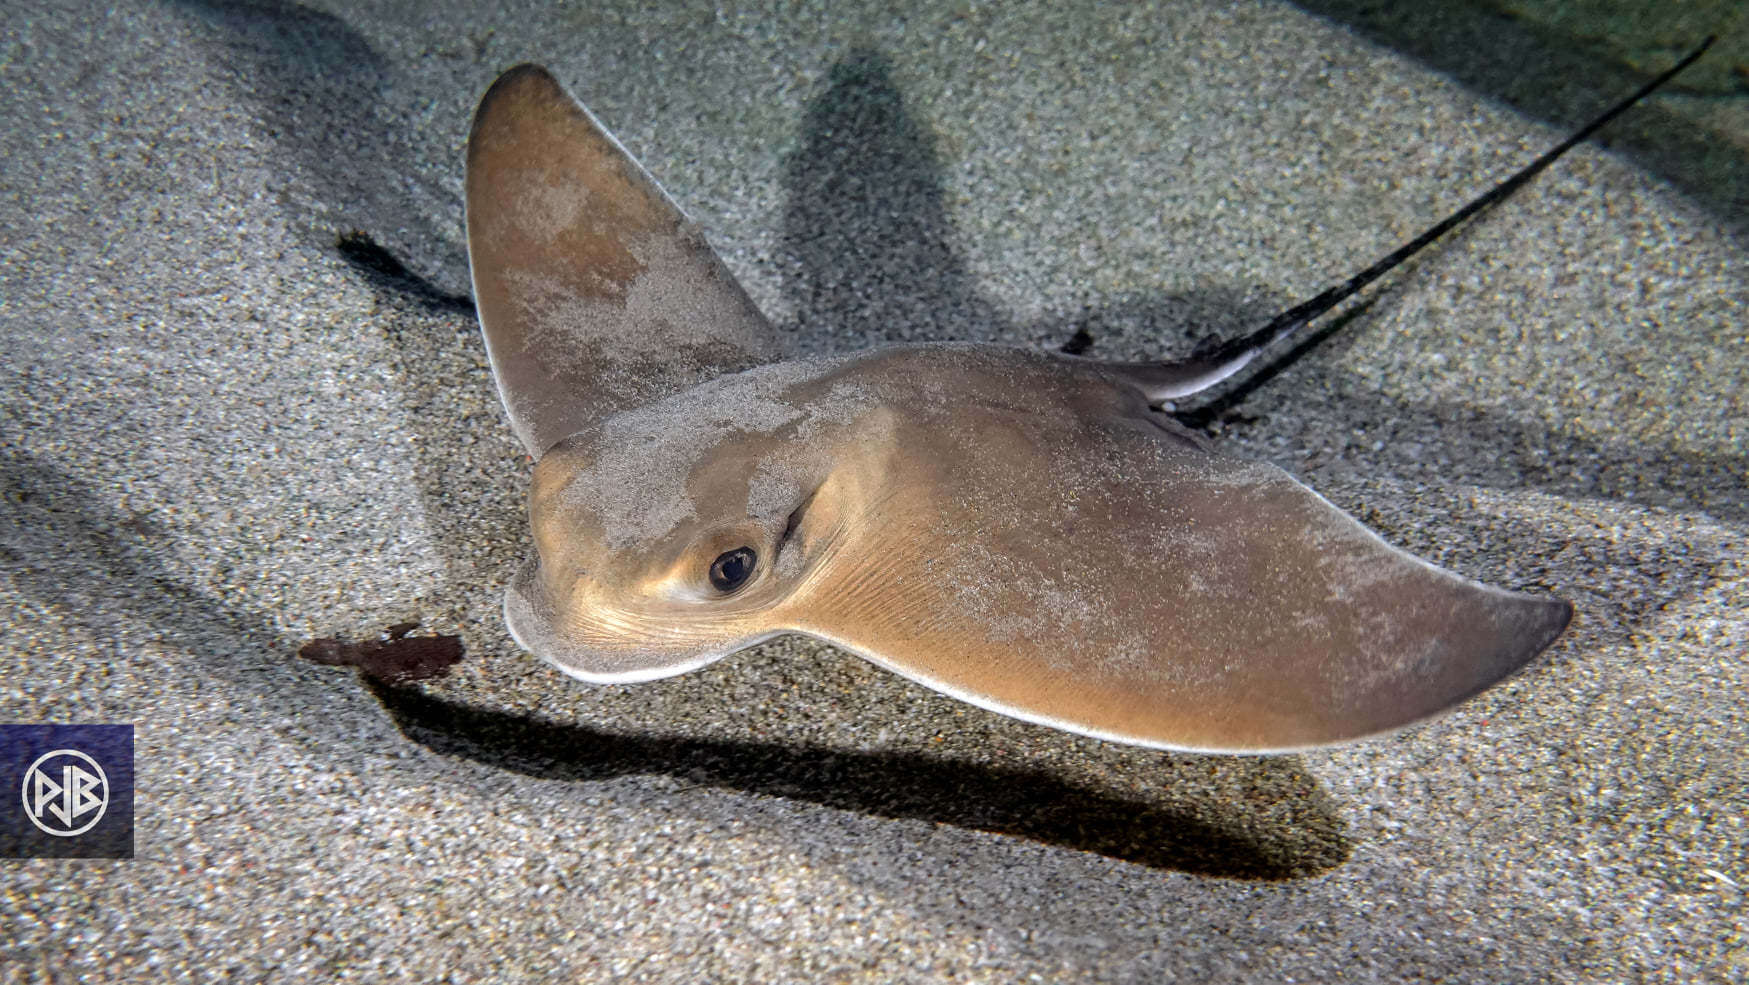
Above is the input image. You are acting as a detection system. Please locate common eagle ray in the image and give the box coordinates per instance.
[462,41,1711,753]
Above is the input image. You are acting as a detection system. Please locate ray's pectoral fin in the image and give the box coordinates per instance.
[465,64,783,456]
[1186,471,1578,749]
[800,441,1572,753]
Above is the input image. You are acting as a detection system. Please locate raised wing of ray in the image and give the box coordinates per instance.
[465,64,784,456]
[1100,37,1716,403]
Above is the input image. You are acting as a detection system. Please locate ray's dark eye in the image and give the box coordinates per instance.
[708,547,757,594]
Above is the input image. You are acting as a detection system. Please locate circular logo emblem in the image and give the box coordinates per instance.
[21,748,109,837]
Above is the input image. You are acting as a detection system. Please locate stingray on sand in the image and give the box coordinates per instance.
[461,42,1709,752]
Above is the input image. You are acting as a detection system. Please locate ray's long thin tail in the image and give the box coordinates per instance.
[1113,37,1715,404]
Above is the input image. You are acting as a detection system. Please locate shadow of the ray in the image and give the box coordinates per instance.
[0,447,360,719]
[780,48,1010,350]
[367,677,1348,879]
[163,0,472,294]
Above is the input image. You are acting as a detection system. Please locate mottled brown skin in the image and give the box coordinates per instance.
[466,65,1573,753]
[465,65,782,455]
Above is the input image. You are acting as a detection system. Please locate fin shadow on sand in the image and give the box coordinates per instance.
[368,679,1349,879]
[163,0,474,294]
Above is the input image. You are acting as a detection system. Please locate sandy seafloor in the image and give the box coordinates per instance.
[2,0,1745,981]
